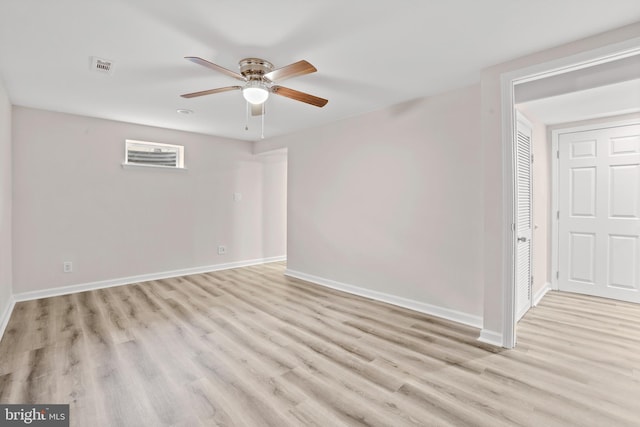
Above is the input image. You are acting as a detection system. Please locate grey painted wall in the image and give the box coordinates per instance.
[0,78,11,319]
[256,84,485,319]
[12,107,286,294]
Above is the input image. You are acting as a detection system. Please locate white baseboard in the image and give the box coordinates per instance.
[478,329,504,347]
[285,269,483,329]
[0,294,16,342]
[533,282,551,306]
[13,255,287,303]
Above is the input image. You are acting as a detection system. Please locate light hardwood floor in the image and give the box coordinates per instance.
[1,262,639,426]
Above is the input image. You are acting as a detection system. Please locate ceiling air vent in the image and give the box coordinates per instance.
[90,56,115,74]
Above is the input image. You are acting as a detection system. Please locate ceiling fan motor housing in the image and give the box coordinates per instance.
[239,58,274,82]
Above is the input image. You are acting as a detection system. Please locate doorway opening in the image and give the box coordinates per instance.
[256,147,288,264]
[500,41,640,348]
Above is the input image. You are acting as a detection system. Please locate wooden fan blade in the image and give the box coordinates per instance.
[264,60,317,82]
[272,85,328,107]
[251,103,265,116]
[181,86,242,98]
[185,56,245,81]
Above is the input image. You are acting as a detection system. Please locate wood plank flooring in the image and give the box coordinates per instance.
[1,262,639,426]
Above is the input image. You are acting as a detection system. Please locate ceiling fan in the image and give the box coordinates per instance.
[180,57,328,115]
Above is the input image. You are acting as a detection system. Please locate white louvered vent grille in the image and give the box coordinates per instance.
[515,117,533,321]
[516,130,531,234]
[125,140,184,168]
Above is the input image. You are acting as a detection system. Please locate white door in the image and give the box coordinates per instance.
[558,123,640,303]
[515,113,533,321]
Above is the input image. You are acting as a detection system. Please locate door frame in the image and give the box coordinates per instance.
[498,39,640,349]
[551,118,640,292]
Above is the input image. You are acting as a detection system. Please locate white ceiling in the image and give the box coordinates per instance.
[1,0,639,141]
[517,78,640,125]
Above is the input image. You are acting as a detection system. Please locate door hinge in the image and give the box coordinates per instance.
[531,153,534,163]
[557,210,560,220]
[556,271,559,279]
[556,150,559,159]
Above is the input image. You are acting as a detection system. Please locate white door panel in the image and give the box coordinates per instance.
[608,234,638,290]
[609,164,640,218]
[570,166,597,217]
[569,232,596,284]
[559,123,640,303]
[610,134,640,156]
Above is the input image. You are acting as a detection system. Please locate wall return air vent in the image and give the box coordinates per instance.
[123,140,185,169]
[90,56,115,74]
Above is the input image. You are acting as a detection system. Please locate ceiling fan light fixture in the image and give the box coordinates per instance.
[242,80,269,104]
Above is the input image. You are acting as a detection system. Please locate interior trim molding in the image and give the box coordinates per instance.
[0,295,16,342]
[533,282,552,307]
[13,255,287,303]
[285,269,483,329]
[478,329,504,347]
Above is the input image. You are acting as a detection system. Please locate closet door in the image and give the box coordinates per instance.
[515,113,533,321]
[558,123,640,303]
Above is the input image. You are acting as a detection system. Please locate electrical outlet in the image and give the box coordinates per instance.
[63,261,73,273]
[218,245,227,255]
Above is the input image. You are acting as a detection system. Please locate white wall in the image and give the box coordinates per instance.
[256,84,484,321]
[531,116,550,298]
[258,149,288,258]
[0,78,12,323]
[481,22,640,338]
[12,107,286,294]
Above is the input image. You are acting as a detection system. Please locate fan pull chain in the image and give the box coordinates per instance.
[261,103,265,139]
[245,101,249,131]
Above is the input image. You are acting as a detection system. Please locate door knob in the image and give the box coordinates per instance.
[517,236,527,242]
